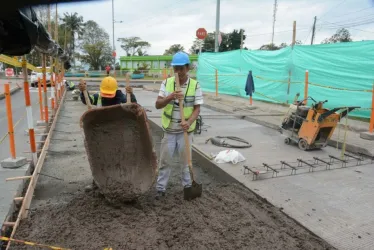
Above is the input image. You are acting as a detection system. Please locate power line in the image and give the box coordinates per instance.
[319,0,348,21]
[327,6,373,19]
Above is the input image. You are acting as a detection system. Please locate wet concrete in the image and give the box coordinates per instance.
[10,90,334,250]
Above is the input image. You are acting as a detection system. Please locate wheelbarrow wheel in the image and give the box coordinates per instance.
[284,138,291,145]
[298,139,308,151]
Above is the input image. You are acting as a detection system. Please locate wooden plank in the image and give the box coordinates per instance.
[13,197,24,202]
[6,176,32,181]
[2,222,15,227]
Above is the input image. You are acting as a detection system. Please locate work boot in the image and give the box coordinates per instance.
[84,180,98,192]
[155,191,165,200]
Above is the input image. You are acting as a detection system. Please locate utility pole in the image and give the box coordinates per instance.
[112,0,116,74]
[271,0,278,45]
[48,4,52,68]
[311,16,317,45]
[292,20,296,47]
[240,29,243,50]
[214,0,220,52]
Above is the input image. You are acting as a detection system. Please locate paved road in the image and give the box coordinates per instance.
[0,87,47,161]
[0,78,22,95]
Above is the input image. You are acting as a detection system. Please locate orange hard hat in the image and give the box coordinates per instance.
[100,76,117,98]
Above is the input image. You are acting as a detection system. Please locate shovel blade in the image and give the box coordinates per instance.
[184,181,202,201]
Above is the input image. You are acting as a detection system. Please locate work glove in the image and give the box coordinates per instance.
[125,86,133,94]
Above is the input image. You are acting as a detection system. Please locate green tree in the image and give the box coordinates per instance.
[227,29,246,50]
[189,29,246,53]
[117,37,151,56]
[259,40,302,50]
[79,20,112,70]
[60,12,84,57]
[164,44,185,55]
[322,28,352,44]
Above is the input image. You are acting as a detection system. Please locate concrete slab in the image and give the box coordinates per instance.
[360,131,374,140]
[1,157,27,169]
[138,89,374,250]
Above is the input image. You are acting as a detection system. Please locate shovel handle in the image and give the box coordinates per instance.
[83,90,92,110]
[174,73,195,181]
[126,73,131,104]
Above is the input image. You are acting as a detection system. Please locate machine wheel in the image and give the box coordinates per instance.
[284,138,291,145]
[298,139,308,151]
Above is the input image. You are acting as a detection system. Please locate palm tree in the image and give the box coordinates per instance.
[60,12,84,61]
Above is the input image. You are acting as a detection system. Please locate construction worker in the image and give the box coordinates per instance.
[105,65,111,76]
[154,51,203,199]
[64,80,76,91]
[78,76,137,106]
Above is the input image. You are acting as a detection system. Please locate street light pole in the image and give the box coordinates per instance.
[215,0,220,52]
[112,0,115,75]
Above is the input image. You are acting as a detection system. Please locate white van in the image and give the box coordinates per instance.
[30,67,51,87]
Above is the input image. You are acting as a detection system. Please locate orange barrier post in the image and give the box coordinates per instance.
[4,83,16,159]
[370,83,374,133]
[22,56,37,165]
[304,70,309,105]
[215,69,218,98]
[50,71,55,116]
[37,77,44,121]
[42,54,49,124]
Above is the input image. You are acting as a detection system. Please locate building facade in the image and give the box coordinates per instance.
[119,55,198,71]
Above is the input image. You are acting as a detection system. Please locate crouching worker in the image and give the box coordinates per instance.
[64,80,76,91]
[154,52,203,199]
[78,76,137,192]
[78,76,137,107]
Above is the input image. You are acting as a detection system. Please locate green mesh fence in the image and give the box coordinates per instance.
[196,41,374,118]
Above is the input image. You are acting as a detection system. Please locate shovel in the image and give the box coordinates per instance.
[174,73,202,201]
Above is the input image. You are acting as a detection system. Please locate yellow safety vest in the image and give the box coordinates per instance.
[162,77,197,133]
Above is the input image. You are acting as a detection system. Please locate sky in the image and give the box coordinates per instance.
[57,0,374,56]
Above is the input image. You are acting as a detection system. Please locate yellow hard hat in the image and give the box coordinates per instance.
[100,76,117,98]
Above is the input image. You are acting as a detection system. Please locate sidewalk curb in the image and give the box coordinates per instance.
[0,86,21,100]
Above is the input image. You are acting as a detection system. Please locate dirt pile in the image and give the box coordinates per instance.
[12,182,334,250]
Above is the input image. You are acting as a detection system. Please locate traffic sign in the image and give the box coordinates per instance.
[196,28,207,40]
[5,68,14,77]
[112,51,116,58]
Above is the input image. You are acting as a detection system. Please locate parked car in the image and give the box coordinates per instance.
[30,67,51,87]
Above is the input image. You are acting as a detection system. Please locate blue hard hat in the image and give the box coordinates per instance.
[171,52,190,66]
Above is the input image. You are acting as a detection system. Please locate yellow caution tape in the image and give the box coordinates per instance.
[0,55,42,73]
[0,111,26,145]
[254,75,303,84]
[309,82,373,93]
[0,236,71,250]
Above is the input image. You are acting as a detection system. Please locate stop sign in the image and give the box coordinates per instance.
[196,28,207,40]
[5,68,14,77]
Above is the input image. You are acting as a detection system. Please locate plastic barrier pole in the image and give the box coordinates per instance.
[370,83,374,133]
[37,78,44,121]
[304,70,309,105]
[42,54,49,124]
[22,56,37,165]
[4,83,16,159]
[215,69,218,98]
[50,66,55,117]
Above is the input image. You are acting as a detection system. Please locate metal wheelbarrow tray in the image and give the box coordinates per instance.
[80,103,157,203]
